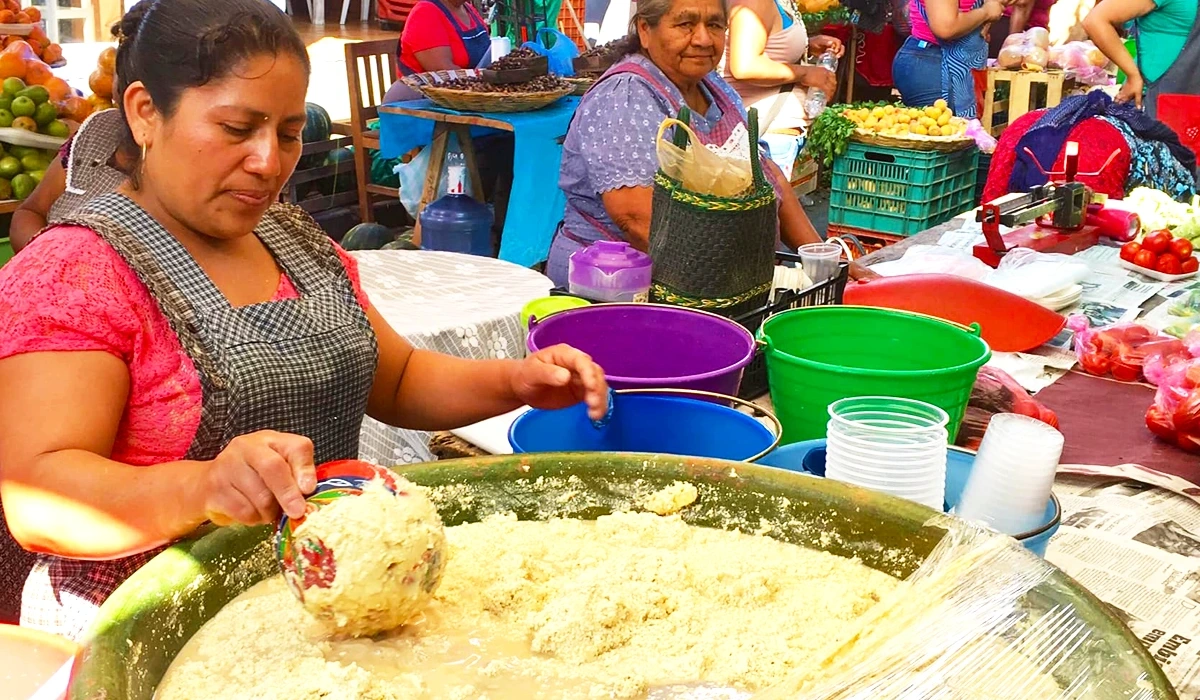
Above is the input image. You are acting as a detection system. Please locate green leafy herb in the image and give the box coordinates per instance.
[806,105,855,169]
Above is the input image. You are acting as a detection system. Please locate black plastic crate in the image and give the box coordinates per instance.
[733,257,849,400]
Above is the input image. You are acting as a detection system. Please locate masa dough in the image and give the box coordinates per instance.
[294,479,446,637]
[158,512,898,699]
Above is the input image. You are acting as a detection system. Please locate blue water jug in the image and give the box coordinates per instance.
[419,161,494,257]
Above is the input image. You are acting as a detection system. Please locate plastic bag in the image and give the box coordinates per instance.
[1146,356,1200,452]
[985,247,1090,300]
[655,117,753,197]
[395,133,475,219]
[996,31,1051,71]
[956,366,1059,451]
[1072,321,1187,382]
[521,28,580,77]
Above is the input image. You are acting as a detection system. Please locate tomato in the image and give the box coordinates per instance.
[1183,256,1200,274]
[1173,389,1200,435]
[1080,352,1112,376]
[1170,237,1195,259]
[1157,253,1183,276]
[1146,404,1176,441]
[1110,359,1142,382]
[1120,241,1142,262]
[1134,249,1158,269]
[1143,231,1172,254]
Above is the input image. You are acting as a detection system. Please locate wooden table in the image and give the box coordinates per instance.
[377,97,579,267]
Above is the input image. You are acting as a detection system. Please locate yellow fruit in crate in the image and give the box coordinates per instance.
[937,112,951,127]
[864,116,879,129]
[928,125,943,137]
[870,107,885,119]
[924,106,941,119]
[883,104,896,114]
[934,98,948,110]
[911,123,928,135]
[895,112,910,124]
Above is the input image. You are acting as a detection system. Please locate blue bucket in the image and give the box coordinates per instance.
[509,391,780,462]
[757,440,1061,557]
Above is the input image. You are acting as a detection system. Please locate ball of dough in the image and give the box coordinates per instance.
[292,477,447,637]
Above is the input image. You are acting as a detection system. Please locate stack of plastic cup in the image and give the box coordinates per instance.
[798,242,842,284]
[825,397,950,510]
[956,413,1064,535]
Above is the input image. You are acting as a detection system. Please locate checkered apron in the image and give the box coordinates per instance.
[47,109,126,223]
[20,194,379,641]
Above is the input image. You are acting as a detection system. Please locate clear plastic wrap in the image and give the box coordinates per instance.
[752,517,1172,699]
[957,366,1059,451]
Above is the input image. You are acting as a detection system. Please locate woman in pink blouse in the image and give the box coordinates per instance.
[0,0,608,642]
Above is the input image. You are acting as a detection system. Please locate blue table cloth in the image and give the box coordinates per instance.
[378,97,580,268]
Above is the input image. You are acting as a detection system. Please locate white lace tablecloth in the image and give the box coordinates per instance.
[351,250,554,466]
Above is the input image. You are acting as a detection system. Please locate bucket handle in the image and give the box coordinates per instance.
[615,388,782,463]
[754,306,981,349]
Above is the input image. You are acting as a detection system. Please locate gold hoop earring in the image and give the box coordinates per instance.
[141,141,147,161]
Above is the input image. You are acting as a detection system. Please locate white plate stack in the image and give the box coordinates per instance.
[825,397,950,510]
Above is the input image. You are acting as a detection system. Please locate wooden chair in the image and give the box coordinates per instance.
[345,39,402,223]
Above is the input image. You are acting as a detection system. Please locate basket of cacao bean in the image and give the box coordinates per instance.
[414,73,573,113]
[573,40,624,77]
[481,46,549,84]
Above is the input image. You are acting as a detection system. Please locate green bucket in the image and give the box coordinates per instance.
[759,306,991,445]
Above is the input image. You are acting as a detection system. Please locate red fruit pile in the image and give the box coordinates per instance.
[1121,230,1199,276]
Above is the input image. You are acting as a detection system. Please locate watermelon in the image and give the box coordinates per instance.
[300,103,333,169]
[341,223,395,251]
[317,148,357,196]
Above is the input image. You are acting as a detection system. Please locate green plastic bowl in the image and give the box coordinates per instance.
[69,454,1174,700]
[520,295,590,329]
[760,306,991,445]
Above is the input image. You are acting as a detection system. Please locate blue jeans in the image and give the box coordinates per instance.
[892,37,944,109]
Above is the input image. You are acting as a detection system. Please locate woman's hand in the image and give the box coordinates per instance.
[1116,71,1144,108]
[849,261,880,281]
[201,431,317,526]
[808,35,845,59]
[510,344,609,420]
[798,66,838,96]
[982,0,1006,22]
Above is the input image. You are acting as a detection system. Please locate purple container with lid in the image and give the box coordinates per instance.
[568,241,653,303]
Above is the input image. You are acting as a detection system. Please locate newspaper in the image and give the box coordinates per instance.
[1047,475,1200,696]
[988,345,1079,393]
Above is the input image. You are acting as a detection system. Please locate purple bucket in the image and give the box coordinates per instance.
[526,304,756,396]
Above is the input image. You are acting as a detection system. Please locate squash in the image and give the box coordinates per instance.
[340,222,395,251]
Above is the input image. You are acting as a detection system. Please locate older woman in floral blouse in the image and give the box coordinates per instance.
[545,0,872,286]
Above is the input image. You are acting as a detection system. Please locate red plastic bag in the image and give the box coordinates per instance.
[1145,357,1200,452]
[1072,321,1187,383]
[956,366,1059,451]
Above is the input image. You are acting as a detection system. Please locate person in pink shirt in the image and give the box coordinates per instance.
[0,0,608,643]
[892,0,1009,117]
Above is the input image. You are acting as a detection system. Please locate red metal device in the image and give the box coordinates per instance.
[973,142,1134,267]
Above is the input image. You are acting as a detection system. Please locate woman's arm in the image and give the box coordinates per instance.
[412,47,460,72]
[925,0,1007,41]
[1009,0,1034,32]
[10,157,66,252]
[1083,0,1154,107]
[365,304,608,430]
[0,352,316,558]
[599,187,654,250]
[727,0,833,89]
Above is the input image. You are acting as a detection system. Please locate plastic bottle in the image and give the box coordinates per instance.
[418,152,494,257]
[803,51,839,119]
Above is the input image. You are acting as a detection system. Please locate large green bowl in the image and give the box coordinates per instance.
[68,454,1176,699]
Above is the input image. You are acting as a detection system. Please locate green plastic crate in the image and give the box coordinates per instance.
[829,143,980,237]
[0,238,11,268]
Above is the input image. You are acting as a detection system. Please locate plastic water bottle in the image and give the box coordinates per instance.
[419,153,494,257]
[804,51,839,119]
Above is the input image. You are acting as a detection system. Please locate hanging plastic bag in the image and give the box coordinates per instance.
[521,28,579,77]
[655,117,753,197]
[395,133,475,219]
